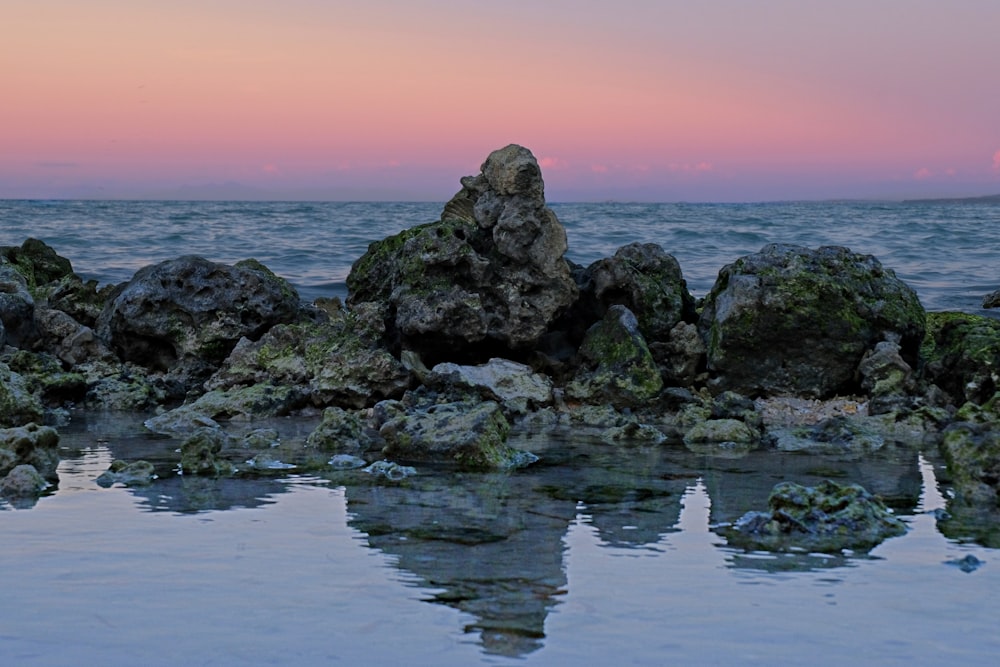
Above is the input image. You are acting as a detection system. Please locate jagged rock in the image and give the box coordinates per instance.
[95,459,157,487]
[575,242,695,348]
[77,360,167,411]
[658,321,706,386]
[34,307,113,365]
[0,238,74,292]
[0,264,37,349]
[374,393,534,470]
[858,339,917,415]
[346,144,577,363]
[96,256,301,393]
[567,305,663,408]
[721,480,907,552]
[206,313,409,409]
[429,357,553,414]
[983,290,1000,309]
[0,423,60,480]
[921,312,1000,405]
[698,244,925,398]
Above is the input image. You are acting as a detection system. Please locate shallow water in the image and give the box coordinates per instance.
[2,412,998,665]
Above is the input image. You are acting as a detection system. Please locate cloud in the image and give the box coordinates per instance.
[538,156,568,170]
[914,167,932,180]
[993,149,1000,171]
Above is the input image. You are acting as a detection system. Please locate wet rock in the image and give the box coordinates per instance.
[0,238,74,293]
[179,428,235,476]
[566,305,663,408]
[95,459,158,487]
[698,244,925,398]
[722,479,907,553]
[940,421,1000,506]
[2,349,87,409]
[206,314,410,409]
[0,464,48,499]
[983,290,1000,309]
[658,321,706,387]
[364,459,417,480]
[375,393,534,470]
[329,453,368,469]
[34,307,113,365]
[683,418,760,455]
[0,423,60,481]
[77,360,167,411]
[770,415,885,453]
[429,357,553,415]
[346,144,577,363]
[96,256,301,393]
[944,554,984,572]
[144,385,302,437]
[0,362,45,427]
[576,242,695,348]
[601,419,667,445]
[305,406,377,453]
[921,312,1000,405]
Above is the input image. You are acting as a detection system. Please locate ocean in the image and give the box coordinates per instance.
[2,198,998,313]
[3,198,1000,665]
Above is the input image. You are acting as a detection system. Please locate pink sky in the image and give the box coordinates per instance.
[3,0,1000,201]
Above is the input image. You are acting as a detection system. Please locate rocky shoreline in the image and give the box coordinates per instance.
[3,144,999,552]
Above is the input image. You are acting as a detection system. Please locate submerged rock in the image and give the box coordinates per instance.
[722,479,907,553]
[346,144,577,362]
[698,244,925,398]
[0,463,48,499]
[96,459,158,487]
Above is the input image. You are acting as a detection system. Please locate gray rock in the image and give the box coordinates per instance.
[429,358,553,414]
[346,144,577,362]
[983,290,1000,309]
[698,244,925,398]
[858,339,917,415]
[95,460,157,487]
[34,307,113,365]
[1,464,48,498]
[0,363,45,427]
[96,256,301,393]
[305,406,377,453]
[0,423,60,480]
[144,385,302,437]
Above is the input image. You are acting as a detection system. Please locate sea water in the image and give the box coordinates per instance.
[2,199,1000,665]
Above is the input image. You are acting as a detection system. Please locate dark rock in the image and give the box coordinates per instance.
[722,479,907,552]
[0,363,45,427]
[566,305,663,408]
[144,385,303,437]
[576,242,695,346]
[34,307,113,365]
[698,244,925,398]
[940,421,1000,507]
[858,339,917,415]
[346,144,577,363]
[921,312,1000,405]
[983,290,1000,309]
[305,406,378,453]
[0,238,74,291]
[95,459,158,487]
[0,264,38,349]
[96,256,301,393]
[428,357,554,415]
[179,428,235,476]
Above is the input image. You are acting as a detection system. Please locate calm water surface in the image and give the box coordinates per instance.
[2,412,998,665]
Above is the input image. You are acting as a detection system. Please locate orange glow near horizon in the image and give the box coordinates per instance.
[4,1,1000,201]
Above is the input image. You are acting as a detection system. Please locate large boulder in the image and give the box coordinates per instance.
[96,256,301,392]
[0,423,60,481]
[0,264,38,349]
[698,244,925,398]
[346,144,577,363]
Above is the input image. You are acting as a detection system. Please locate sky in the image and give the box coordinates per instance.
[3,0,1000,202]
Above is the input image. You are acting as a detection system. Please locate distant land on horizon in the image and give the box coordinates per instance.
[903,193,1000,204]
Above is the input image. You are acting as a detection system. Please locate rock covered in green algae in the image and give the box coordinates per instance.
[206,315,410,410]
[921,312,1000,405]
[1,464,48,499]
[95,459,157,487]
[567,304,663,408]
[375,394,536,471]
[346,144,577,362]
[305,406,377,453]
[940,418,1000,507]
[722,479,907,553]
[429,357,554,415]
[0,423,60,481]
[698,244,925,398]
[179,429,235,476]
[144,385,302,437]
[0,362,45,427]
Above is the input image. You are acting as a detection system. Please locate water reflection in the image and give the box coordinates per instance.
[22,415,996,660]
